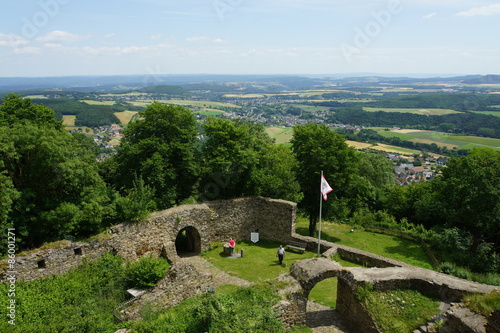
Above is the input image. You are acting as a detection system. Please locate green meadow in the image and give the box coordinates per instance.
[377,130,500,151]
[364,107,461,116]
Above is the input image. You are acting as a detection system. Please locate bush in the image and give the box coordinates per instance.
[132,284,283,332]
[127,254,169,288]
[0,253,127,333]
[465,291,500,317]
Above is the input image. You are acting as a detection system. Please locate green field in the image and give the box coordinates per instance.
[265,127,294,144]
[114,111,138,125]
[290,104,332,112]
[129,99,240,109]
[197,109,225,116]
[364,107,461,116]
[81,100,116,105]
[62,115,76,126]
[472,110,500,117]
[378,130,500,151]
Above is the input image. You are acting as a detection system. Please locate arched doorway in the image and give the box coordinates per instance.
[175,226,201,256]
[306,277,340,329]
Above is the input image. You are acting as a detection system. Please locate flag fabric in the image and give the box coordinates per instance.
[320,174,333,200]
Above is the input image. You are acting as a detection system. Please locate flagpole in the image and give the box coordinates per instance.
[317,171,323,256]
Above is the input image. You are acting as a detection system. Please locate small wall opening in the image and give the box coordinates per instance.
[37,259,46,269]
[74,248,83,256]
[306,277,347,330]
[175,226,201,256]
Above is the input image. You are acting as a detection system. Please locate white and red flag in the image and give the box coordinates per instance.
[320,174,333,201]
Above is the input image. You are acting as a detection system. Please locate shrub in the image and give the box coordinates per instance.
[127,254,169,288]
[465,291,500,317]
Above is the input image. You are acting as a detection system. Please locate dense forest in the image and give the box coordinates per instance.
[1,95,499,276]
[326,105,500,138]
[31,98,144,127]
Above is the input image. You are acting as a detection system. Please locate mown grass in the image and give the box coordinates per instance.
[201,239,317,282]
[295,218,434,270]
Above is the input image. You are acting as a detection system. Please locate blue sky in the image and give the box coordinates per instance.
[1,0,499,77]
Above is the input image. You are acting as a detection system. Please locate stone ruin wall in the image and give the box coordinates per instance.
[1,196,295,282]
[2,196,499,332]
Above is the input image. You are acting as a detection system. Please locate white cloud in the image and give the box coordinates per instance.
[456,3,500,17]
[186,36,226,44]
[13,46,42,54]
[43,43,63,48]
[0,33,29,47]
[104,33,116,38]
[35,31,89,43]
[422,12,437,19]
[82,45,154,56]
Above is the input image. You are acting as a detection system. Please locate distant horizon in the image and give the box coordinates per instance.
[2,1,500,77]
[1,72,498,80]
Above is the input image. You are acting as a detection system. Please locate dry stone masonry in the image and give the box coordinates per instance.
[2,196,498,332]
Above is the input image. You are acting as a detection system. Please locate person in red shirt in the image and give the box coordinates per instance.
[229,238,235,254]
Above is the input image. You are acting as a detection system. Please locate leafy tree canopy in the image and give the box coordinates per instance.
[106,102,199,209]
[291,123,358,235]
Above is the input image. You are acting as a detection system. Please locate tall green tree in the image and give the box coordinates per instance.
[0,95,115,250]
[200,118,271,199]
[105,102,199,209]
[438,148,500,256]
[200,118,302,202]
[291,123,358,236]
[0,93,63,130]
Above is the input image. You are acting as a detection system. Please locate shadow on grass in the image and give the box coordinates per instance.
[295,225,341,244]
[381,237,434,269]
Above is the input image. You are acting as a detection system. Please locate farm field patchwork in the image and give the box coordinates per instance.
[62,115,76,126]
[265,126,294,144]
[129,99,240,109]
[364,107,461,116]
[471,110,500,117]
[378,130,500,151]
[81,100,116,105]
[114,111,138,125]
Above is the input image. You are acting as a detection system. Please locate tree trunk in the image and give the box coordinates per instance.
[308,216,317,237]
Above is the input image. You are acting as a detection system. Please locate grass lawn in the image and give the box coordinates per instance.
[295,218,434,270]
[201,239,317,283]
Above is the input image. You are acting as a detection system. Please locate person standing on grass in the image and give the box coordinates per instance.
[277,245,285,265]
[229,238,235,254]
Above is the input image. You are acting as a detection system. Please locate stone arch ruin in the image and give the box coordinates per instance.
[175,226,201,256]
[1,196,498,332]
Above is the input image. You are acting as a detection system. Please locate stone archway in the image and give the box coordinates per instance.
[175,226,201,256]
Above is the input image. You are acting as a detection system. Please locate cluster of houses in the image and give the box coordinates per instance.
[92,125,123,161]
[384,153,449,185]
